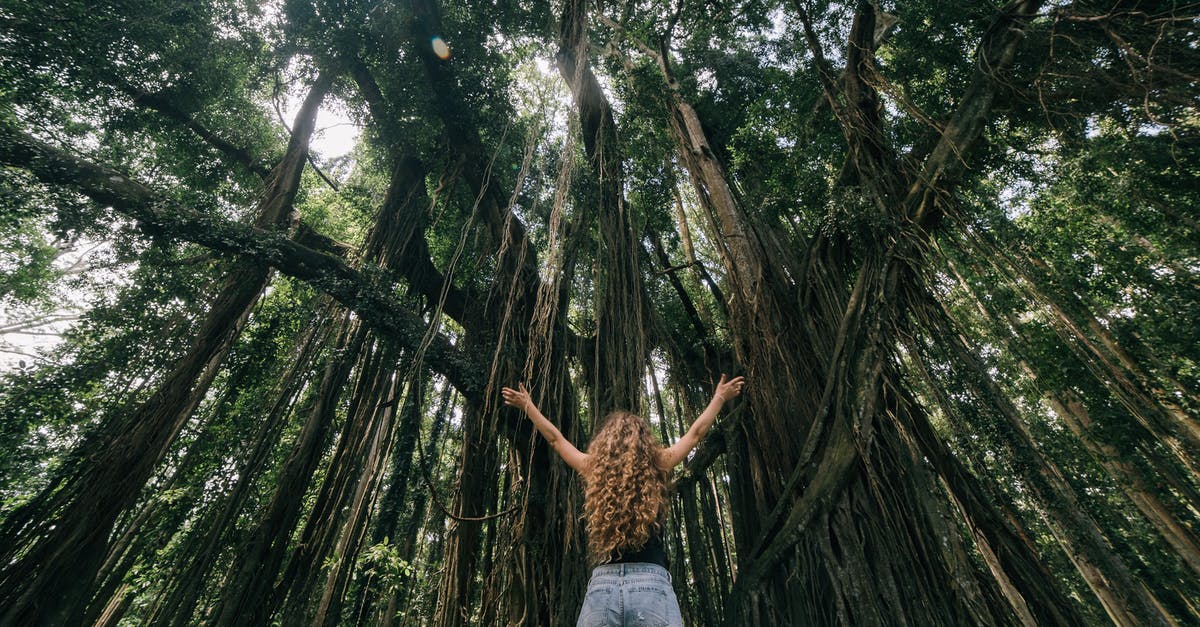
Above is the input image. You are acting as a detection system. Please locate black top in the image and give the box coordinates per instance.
[609,529,667,567]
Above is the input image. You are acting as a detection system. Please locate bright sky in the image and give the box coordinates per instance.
[308,105,361,162]
[279,85,362,165]
[0,241,116,371]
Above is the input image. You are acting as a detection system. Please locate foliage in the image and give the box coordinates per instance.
[0,0,1198,624]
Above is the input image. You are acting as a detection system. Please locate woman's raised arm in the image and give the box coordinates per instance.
[502,383,590,474]
[660,374,745,469]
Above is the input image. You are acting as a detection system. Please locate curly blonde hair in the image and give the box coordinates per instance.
[583,411,670,564]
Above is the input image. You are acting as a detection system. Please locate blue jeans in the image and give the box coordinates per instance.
[576,563,684,627]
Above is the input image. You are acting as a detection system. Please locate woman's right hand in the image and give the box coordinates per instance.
[501,382,533,413]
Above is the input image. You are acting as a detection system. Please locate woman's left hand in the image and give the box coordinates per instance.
[714,374,745,402]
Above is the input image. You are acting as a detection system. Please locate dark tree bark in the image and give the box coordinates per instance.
[432,399,500,626]
[348,374,437,625]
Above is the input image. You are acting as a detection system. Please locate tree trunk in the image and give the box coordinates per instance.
[919,295,1174,625]
[211,315,366,626]
[965,227,1200,477]
[0,72,332,626]
[902,346,1090,625]
[147,318,330,626]
[310,368,402,626]
[1044,389,1200,578]
[433,400,500,626]
[347,373,432,624]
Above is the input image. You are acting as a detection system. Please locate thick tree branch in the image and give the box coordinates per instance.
[293,222,353,259]
[909,0,1046,226]
[121,84,353,257]
[0,122,485,402]
[120,85,274,179]
[840,2,893,185]
[268,97,342,192]
[791,1,851,120]
[347,58,472,324]
[792,1,898,197]
[376,155,471,324]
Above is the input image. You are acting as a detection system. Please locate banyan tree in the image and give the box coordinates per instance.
[0,0,1198,624]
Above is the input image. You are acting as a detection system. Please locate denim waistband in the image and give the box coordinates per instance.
[590,562,671,580]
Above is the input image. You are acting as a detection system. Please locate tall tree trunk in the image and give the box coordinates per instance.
[383,385,454,626]
[433,400,500,626]
[0,72,332,626]
[901,334,1086,626]
[144,317,329,626]
[917,295,1175,625]
[81,307,319,626]
[211,315,366,626]
[400,5,591,625]
[274,340,399,624]
[310,368,402,626]
[941,249,1200,580]
[347,373,431,624]
[557,0,650,414]
[964,227,1200,477]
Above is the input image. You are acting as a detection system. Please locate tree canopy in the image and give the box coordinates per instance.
[0,0,1198,625]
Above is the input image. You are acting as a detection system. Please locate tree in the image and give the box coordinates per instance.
[1,0,1197,624]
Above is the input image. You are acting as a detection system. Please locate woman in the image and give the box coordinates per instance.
[501,374,746,627]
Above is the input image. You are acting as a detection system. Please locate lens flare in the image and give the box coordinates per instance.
[431,36,450,60]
